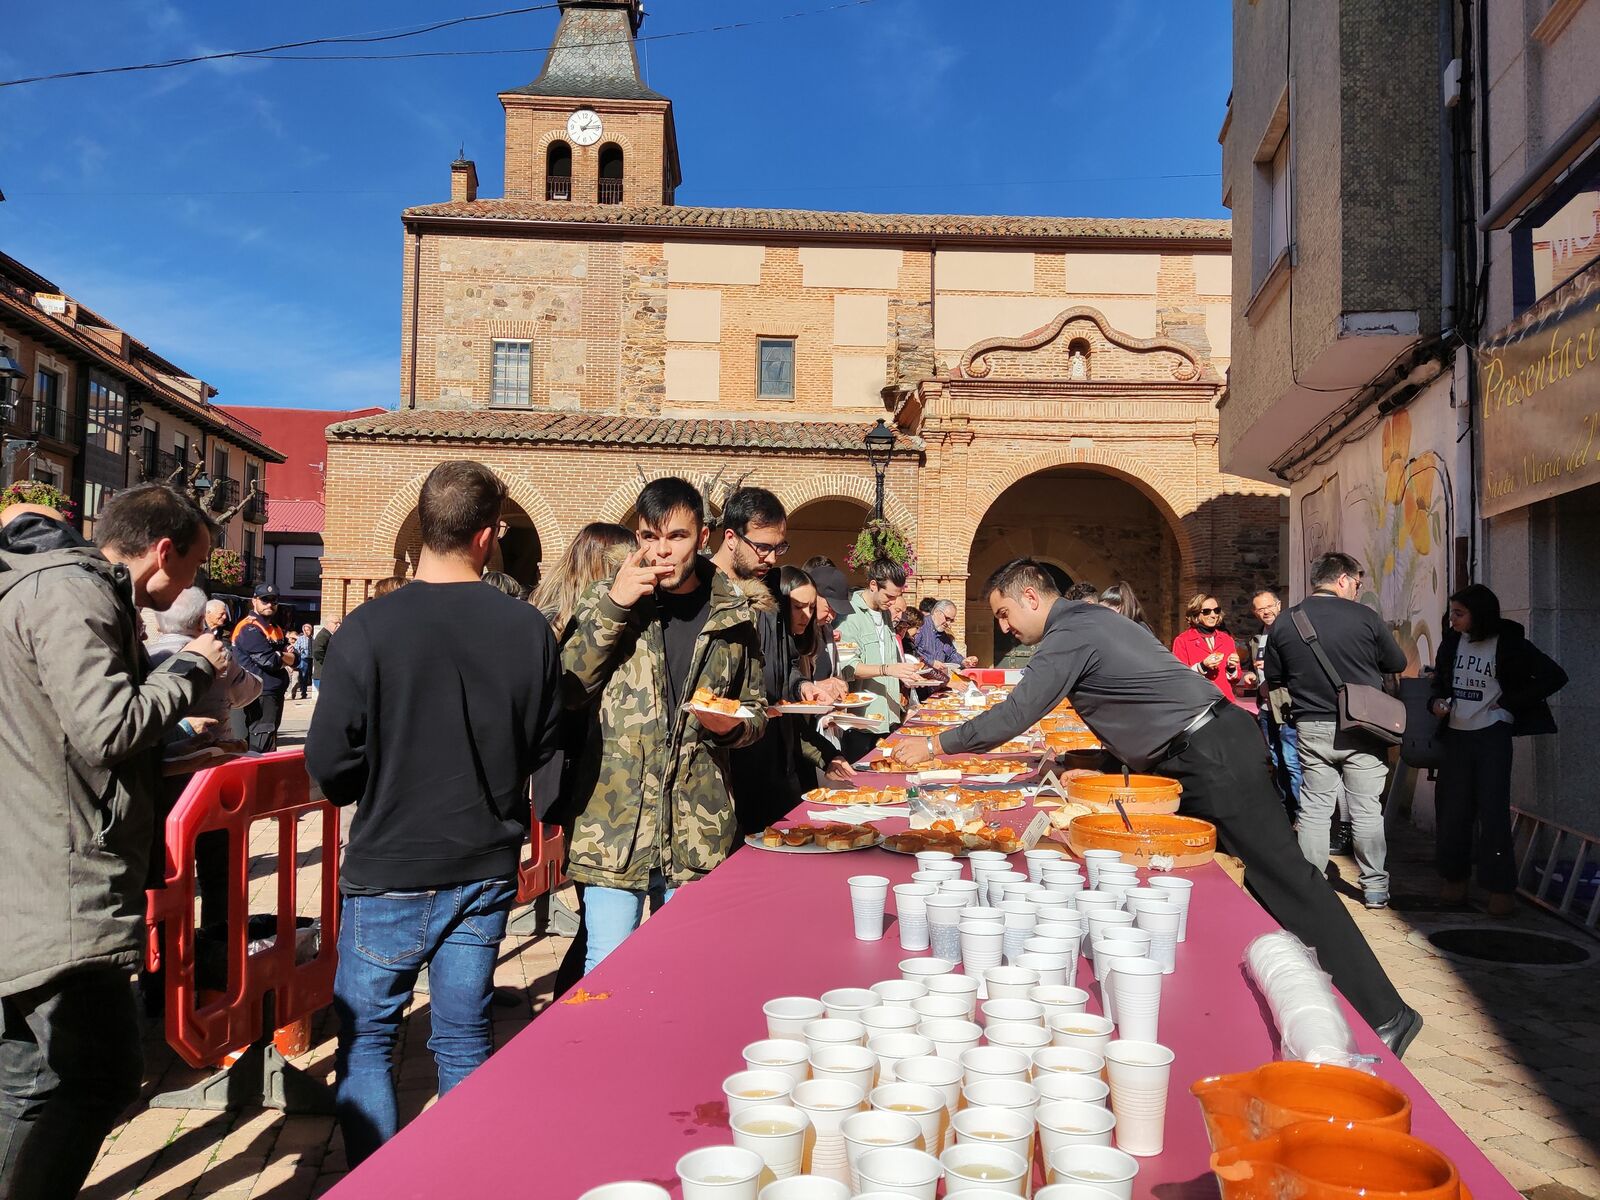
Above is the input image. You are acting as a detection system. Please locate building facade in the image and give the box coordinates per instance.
[325,0,1283,659]
[0,250,283,579]
[1221,0,1600,839]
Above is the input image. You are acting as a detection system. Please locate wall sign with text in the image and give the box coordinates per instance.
[1476,268,1600,517]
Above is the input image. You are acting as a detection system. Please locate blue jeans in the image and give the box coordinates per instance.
[1256,709,1303,813]
[333,877,516,1166]
[580,871,675,974]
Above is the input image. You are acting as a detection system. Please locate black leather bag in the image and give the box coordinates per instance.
[1290,608,1407,745]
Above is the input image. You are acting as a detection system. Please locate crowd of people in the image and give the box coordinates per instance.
[0,459,1570,1190]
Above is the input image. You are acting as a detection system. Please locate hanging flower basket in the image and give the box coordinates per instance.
[0,480,77,520]
[846,517,917,577]
[207,548,245,589]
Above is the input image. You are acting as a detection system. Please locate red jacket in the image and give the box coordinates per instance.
[1171,626,1243,704]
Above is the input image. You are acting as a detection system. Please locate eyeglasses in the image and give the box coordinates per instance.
[736,530,789,559]
[1199,606,1222,615]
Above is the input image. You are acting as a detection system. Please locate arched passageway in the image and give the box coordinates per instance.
[391,500,544,591]
[785,497,872,588]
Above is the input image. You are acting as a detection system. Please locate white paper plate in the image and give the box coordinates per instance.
[689,701,756,720]
[835,696,875,709]
[743,832,883,854]
[831,713,887,730]
[769,702,834,716]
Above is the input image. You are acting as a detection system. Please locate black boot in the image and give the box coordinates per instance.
[1330,818,1354,856]
[1374,1005,1423,1059]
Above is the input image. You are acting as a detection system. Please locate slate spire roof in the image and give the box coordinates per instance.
[501,0,666,103]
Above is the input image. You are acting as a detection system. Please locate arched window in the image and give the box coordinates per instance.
[1067,338,1091,381]
[598,143,624,204]
[546,141,572,201]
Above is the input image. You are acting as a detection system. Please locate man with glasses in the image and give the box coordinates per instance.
[915,598,979,672]
[834,558,927,761]
[710,486,789,583]
[1265,552,1407,909]
[1242,590,1302,816]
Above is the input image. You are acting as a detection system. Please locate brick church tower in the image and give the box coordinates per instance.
[498,0,682,205]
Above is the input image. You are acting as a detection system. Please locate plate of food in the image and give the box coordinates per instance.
[835,693,876,709]
[830,712,888,731]
[803,786,908,807]
[747,823,882,853]
[769,701,835,716]
[689,687,755,720]
[882,820,1025,857]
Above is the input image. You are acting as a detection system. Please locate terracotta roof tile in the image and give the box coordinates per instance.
[402,201,1230,245]
[328,409,923,453]
[266,498,326,535]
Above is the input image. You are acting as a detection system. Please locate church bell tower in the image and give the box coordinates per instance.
[498,0,682,206]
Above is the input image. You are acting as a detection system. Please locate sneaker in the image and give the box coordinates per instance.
[1330,820,1354,856]
[1364,891,1390,909]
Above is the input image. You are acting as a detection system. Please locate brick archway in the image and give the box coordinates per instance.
[370,468,567,562]
[776,471,917,536]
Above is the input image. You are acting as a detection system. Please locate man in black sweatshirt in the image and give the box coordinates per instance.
[306,461,561,1166]
[894,557,1422,1060]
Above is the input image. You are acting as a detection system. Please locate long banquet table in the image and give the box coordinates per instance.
[328,797,1520,1199]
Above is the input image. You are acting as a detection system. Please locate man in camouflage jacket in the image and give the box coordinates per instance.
[560,477,767,974]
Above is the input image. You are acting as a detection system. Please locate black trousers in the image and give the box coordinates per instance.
[1436,724,1517,893]
[244,690,285,753]
[1159,704,1405,1031]
[0,967,144,1200]
[291,666,313,700]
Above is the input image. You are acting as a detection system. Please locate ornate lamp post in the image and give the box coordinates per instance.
[863,419,897,519]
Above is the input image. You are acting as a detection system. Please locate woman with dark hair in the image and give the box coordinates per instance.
[1097,580,1153,634]
[1429,583,1567,915]
[1172,592,1244,704]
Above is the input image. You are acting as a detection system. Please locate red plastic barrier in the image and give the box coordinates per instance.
[145,750,340,1070]
[964,668,1022,686]
[516,822,567,907]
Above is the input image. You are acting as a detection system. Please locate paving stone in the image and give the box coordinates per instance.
[1488,1107,1580,1143]
[1486,1134,1583,1173]
[1482,1145,1557,1191]
[1549,1138,1600,1169]
[1549,1165,1600,1197]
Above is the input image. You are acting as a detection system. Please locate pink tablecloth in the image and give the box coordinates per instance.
[328,813,1518,1200]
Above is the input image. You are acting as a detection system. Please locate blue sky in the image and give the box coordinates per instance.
[0,0,1231,411]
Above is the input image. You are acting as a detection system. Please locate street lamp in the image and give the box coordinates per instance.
[864,418,897,519]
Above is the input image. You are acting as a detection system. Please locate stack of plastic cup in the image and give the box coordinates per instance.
[1048,1011,1115,1057]
[731,1104,810,1181]
[1024,848,1059,884]
[1107,958,1164,1041]
[764,996,826,1038]
[849,875,891,941]
[1072,893,1118,960]
[918,1017,983,1062]
[1101,927,1153,961]
[960,921,1004,990]
[1037,1099,1118,1159]
[895,1054,965,1152]
[924,974,980,1019]
[892,883,938,952]
[723,1069,797,1117]
[1133,900,1181,972]
[1090,940,1144,1025]
[999,900,1038,964]
[676,1147,766,1200]
[940,1142,1029,1195]
[924,894,968,963]
[1148,876,1193,941]
[808,1043,879,1096]
[1079,849,1122,890]
[791,1078,867,1184]
[1102,1040,1174,1157]
[841,1110,921,1190]
[854,1147,943,1200]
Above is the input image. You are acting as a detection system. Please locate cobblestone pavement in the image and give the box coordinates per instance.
[79,701,1600,1198]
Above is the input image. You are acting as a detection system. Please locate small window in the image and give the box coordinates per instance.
[1514,149,1600,310]
[292,556,322,590]
[174,431,189,463]
[85,375,125,455]
[492,340,533,407]
[1267,134,1291,264]
[31,458,64,490]
[213,446,230,484]
[598,143,624,205]
[546,141,572,201]
[82,482,114,533]
[757,338,795,400]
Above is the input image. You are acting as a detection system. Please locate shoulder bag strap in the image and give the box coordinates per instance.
[1290,605,1347,691]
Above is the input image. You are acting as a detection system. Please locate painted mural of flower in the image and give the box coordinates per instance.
[1381,411,1412,506]
[1401,464,1435,556]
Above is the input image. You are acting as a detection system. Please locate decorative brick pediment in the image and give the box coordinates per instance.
[956,306,1212,384]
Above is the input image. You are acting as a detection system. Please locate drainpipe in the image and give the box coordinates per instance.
[408,230,422,410]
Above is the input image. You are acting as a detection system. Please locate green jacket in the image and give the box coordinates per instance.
[834,589,903,725]
[560,563,768,889]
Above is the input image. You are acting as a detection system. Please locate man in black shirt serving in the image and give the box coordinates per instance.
[895,558,1421,1057]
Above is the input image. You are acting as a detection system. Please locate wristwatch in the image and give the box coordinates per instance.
[926,736,938,758]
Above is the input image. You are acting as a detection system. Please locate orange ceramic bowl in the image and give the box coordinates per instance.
[1210,1122,1462,1200]
[1192,1061,1413,1152]
[1066,813,1217,867]
[1065,772,1182,815]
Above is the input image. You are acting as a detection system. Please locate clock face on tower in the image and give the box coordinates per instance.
[567,109,603,146]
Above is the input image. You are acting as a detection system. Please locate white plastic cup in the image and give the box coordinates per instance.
[1107,958,1163,1042]
[820,987,880,1021]
[842,1109,922,1190]
[743,1038,811,1085]
[982,967,1040,1003]
[1120,887,1165,918]
[764,996,826,1039]
[790,1078,867,1185]
[960,1076,1040,1127]
[1101,1039,1174,1157]
[942,879,981,907]
[967,850,1008,869]
[984,1022,1051,1057]
[1047,1145,1139,1199]
[578,1185,673,1200]
[895,1054,965,1154]
[930,923,962,963]
[868,1081,945,1162]
[1090,941,1144,1025]
[921,861,963,883]
[1071,893,1117,960]
[1097,862,1138,884]
[952,1104,1035,1169]
[1017,950,1069,988]
[961,905,1005,926]
[1084,910,1135,963]
[724,1068,797,1116]
[924,973,980,1019]
[802,1018,867,1056]
[1037,1099,1118,1159]
[758,1179,851,1200]
[868,1033,935,1084]
[917,1017,983,1061]
[1035,1187,1122,1200]
[676,1145,766,1200]
[959,1045,1032,1088]
[1079,849,1122,890]
[961,922,1005,989]
[862,1006,922,1039]
[940,1142,1029,1194]
[915,850,957,871]
[732,1104,810,1182]
[911,870,948,888]
[1048,1012,1115,1057]
[855,1147,944,1200]
[1133,901,1181,973]
[892,884,938,952]
[980,996,1045,1028]
[849,875,891,941]
[1031,984,1090,1020]
[871,978,928,1009]
[1148,876,1193,941]
[1032,1046,1105,1077]
[901,956,957,985]
[1100,926,1152,956]
[808,1043,879,1096]
[1034,1070,1111,1107]
[1024,848,1059,884]
[913,993,971,1024]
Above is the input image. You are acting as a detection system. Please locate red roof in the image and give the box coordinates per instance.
[216,406,385,502]
[266,498,327,535]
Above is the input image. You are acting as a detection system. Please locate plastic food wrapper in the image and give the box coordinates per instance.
[908,789,983,829]
[1243,931,1375,1072]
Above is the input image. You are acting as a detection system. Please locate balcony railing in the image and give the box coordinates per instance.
[598,178,624,205]
[246,556,267,588]
[209,476,240,510]
[546,175,572,201]
[140,449,183,484]
[29,403,87,447]
[243,487,269,525]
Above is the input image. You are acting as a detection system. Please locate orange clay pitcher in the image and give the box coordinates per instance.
[1192,1060,1412,1151]
[1210,1122,1463,1200]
